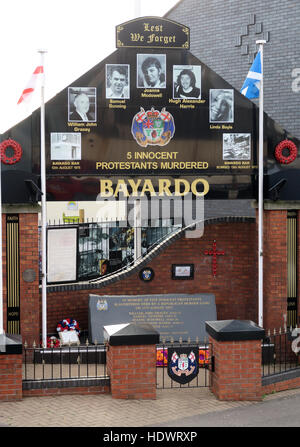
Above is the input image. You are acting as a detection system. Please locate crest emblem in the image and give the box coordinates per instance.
[167,346,199,384]
[131,107,175,147]
[139,267,154,282]
[96,299,108,311]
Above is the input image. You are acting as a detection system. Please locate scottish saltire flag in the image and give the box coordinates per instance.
[240,50,262,99]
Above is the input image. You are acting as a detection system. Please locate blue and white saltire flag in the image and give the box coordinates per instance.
[240,50,262,99]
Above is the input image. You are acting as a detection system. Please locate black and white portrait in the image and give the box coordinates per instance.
[210,89,234,123]
[68,87,96,122]
[106,64,130,99]
[173,65,201,99]
[50,133,81,160]
[223,133,251,160]
[137,54,166,88]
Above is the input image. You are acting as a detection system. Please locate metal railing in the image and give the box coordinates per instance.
[262,327,300,377]
[156,337,212,389]
[23,340,107,383]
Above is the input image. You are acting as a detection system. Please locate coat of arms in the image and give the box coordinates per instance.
[96,299,108,311]
[131,107,175,147]
[167,346,199,384]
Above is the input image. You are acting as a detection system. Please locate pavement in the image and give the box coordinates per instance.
[1,386,300,428]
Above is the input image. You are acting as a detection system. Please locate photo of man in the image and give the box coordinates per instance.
[68,87,96,122]
[137,54,166,88]
[173,65,201,99]
[210,89,234,123]
[106,64,130,99]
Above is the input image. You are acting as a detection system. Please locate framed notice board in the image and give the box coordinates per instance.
[47,227,78,283]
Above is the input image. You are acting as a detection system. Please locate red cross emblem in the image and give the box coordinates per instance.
[161,111,171,122]
[136,111,146,123]
[204,240,225,277]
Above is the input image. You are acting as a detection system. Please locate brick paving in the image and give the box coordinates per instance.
[1,381,299,427]
[0,387,260,427]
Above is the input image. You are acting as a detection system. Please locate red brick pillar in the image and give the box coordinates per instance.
[2,208,40,346]
[206,320,265,401]
[105,323,159,399]
[261,209,287,330]
[0,335,23,401]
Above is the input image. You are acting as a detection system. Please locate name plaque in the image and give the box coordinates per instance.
[88,293,216,343]
[116,17,190,49]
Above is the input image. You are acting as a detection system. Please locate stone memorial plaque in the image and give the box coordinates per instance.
[22,268,36,283]
[88,293,216,343]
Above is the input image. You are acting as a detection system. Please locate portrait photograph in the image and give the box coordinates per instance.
[106,64,130,99]
[222,133,251,160]
[210,89,234,123]
[50,132,81,160]
[173,65,201,99]
[137,54,166,89]
[68,87,96,122]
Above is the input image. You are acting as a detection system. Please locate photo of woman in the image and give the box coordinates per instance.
[209,89,234,123]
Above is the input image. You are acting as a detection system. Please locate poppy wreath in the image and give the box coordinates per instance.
[0,139,22,165]
[274,140,298,164]
[56,318,80,334]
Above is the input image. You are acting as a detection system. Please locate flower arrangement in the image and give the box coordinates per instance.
[199,349,210,366]
[56,318,80,334]
[156,348,168,366]
[40,336,60,348]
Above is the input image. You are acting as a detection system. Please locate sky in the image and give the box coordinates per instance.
[0,0,179,133]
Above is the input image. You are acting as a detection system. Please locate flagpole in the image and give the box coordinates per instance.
[38,49,48,348]
[257,39,266,328]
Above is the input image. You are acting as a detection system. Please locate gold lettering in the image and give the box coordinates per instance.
[114,179,129,197]
[99,180,114,197]
[130,32,144,42]
[191,179,209,197]
[174,179,190,196]
[158,179,172,196]
[141,179,156,196]
[128,178,142,196]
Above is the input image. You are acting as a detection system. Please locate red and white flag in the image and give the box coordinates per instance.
[17,65,44,105]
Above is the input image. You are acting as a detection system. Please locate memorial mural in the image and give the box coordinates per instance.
[2,16,298,204]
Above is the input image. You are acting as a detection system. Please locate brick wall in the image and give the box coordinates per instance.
[0,210,289,342]
[45,221,258,336]
[2,213,40,346]
[23,385,109,398]
[107,343,156,399]
[209,336,262,401]
[263,377,300,396]
[0,354,22,401]
[19,214,40,346]
[262,210,287,330]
